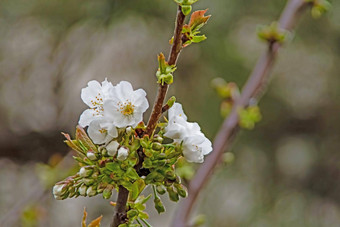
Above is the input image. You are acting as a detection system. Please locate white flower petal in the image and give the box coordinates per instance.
[169,103,187,121]
[117,147,129,161]
[88,119,116,144]
[79,108,100,127]
[81,80,102,108]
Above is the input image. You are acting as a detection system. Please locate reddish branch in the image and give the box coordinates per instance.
[111,6,186,227]
[172,0,310,226]
[146,6,186,136]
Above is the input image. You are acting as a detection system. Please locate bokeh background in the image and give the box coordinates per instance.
[0,0,339,226]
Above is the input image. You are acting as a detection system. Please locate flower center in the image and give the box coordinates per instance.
[122,103,135,116]
[99,128,107,134]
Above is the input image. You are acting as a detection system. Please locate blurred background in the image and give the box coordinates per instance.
[0,0,339,226]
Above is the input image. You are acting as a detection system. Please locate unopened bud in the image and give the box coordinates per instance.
[166,96,176,109]
[167,187,179,202]
[127,209,139,219]
[86,152,97,161]
[152,142,163,151]
[79,185,87,196]
[126,127,133,134]
[86,185,97,197]
[117,147,129,161]
[154,135,163,143]
[79,166,94,178]
[154,197,166,214]
[181,5,192,16]
[53,184,66,200]
[103,186,113,199]
[175,184,188,198]
[156,185,166,195]
[82,178,95,186]
[106,141,120,157]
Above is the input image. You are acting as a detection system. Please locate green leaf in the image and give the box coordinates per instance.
[126,168,140,180]
[105,162,121,172]
[191,35,207,43]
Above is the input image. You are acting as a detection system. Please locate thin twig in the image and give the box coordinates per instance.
[172,0,309,226]
[145,6,186,136]
[111,6,186,227]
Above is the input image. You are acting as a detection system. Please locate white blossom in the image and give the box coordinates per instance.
[86,186,97,197]
[164,102,213,163]
[87,117,118,144]
[103,81,149,128]
[79,79,114,127]
[182,135,212,163]
[106,140,120,156]
[117,146,129,161]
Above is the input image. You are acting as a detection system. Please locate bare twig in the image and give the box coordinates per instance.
[111,6,186,227]
[172,0,310,226]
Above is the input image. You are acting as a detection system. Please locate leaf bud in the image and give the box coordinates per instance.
[181,5,192,15]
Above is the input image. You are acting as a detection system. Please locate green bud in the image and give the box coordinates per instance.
[181,5,192,15]
[156,185,166,195]
[152,142,163,151]
[86,185,97,197]
[154,197,166,214]
[144,149,153,158]
[167,187,179,202]
[127,209,139,219]
[154,135,164,143]
[166,96,176,109]
[163,74,174,85]
[175,184,188,198]
[165,171,176,181]
[100,147,108,156]
[103,185,114,199]
[82,178,95,186]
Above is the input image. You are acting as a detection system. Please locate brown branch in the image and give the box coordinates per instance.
[146,6,186,136]
[111,6,186,227]
[172,0,310,226]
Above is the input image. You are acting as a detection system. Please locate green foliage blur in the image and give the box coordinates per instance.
[0,0,339,226]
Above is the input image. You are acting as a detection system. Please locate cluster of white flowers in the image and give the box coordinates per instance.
[79,79,149,144]
[164,103,212,163]
[78,79,212,163]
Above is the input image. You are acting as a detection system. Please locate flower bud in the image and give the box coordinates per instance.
[86,185,97,197]
[154,197,166,214]
[175,184,188,198]
[156,185,166,195]
[166,96,176,109]
[53,184,66,200]
[153,135,163,143]
[79,185,87,196]
[167,187,179,202]
[82,178,95,186]
[127,209,139,219]
[117,147,129,161]
[126,127,133,134]
[165,170,176,181]
[106,141,120,157]
[87,151,97,161]
[152,142,163,151]
[103,186,113,199]
[181,5,192,16]
[79,166,94,178]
